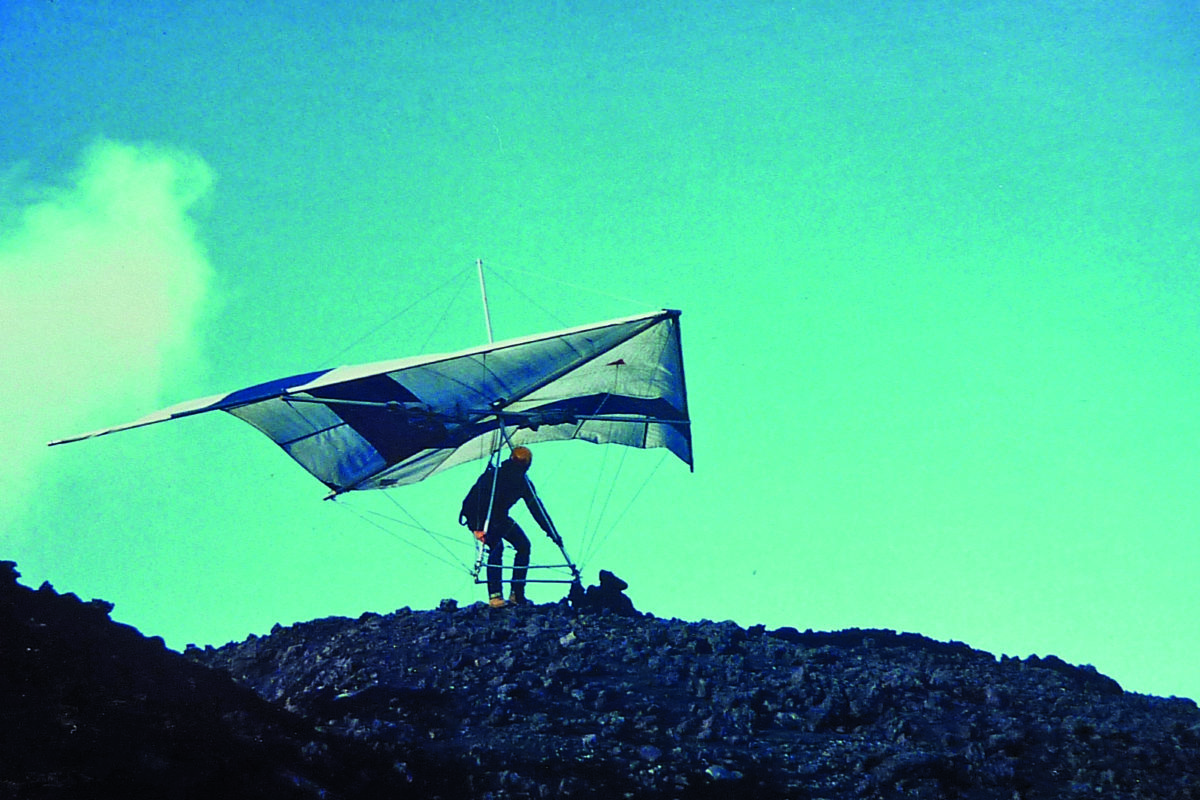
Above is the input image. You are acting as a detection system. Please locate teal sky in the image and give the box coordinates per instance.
[4,2,1199,701]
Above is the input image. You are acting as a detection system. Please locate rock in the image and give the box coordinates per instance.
[568,569,639,616]
[638,744,663,762]
[705,764,742,780]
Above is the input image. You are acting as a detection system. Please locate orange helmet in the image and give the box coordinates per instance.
[510,446,532,465]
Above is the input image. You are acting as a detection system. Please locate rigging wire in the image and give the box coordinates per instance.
[487,260,656,311]
[418,271,473,353]
[382,490,466,553]
[333,497,475,576]
[486,265,570,332]
[573,366,626,563]
[590,443,629,555]
[575,394,623,562]
[579,439,611,560]
[578,450,669,571]
[578,443,627,567]
[323,264,474,364]
[339,494,467,551]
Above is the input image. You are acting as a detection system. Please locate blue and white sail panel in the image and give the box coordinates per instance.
[51,309,692,495]
[501,310,689,458]
[336,309,692,491]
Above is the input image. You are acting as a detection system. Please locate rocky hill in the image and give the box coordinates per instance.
[4,560,1199,799]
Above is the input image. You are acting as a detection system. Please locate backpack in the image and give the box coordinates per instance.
[459,465,497,530]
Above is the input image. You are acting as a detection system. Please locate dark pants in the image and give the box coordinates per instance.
[485,517,530,598]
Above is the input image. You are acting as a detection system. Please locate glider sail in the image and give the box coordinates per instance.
[51,309,691,496]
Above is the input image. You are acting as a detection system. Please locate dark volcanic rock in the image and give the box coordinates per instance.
[568,569,640,617]
[4,559,1200,799]
[0,561,416,799]
[189,591,1200,799]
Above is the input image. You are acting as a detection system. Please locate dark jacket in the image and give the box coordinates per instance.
[460,458,552,534]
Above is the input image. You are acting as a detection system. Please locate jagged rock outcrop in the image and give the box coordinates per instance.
[4,560,1200,799]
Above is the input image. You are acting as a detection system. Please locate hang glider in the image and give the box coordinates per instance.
[50,309,691,497]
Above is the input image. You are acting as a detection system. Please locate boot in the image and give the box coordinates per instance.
[508,590,529,606]
[488,593,508,609]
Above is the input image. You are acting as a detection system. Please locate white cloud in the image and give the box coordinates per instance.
[0,140,215,524]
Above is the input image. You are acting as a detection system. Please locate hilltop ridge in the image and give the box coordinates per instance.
[4,561,1199,799]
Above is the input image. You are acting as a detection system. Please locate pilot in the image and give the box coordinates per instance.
[459,446,555,607]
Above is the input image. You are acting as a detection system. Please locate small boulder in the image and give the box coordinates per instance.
[569,570,640,617]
